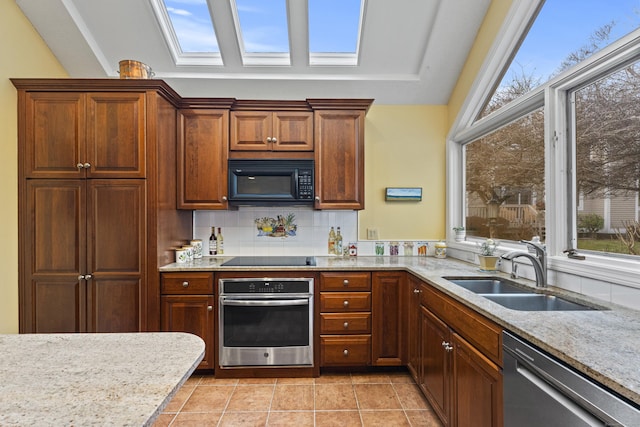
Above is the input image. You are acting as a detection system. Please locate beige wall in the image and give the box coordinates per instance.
[0,2,68,333]
[360,105,448,240]
[448,0,512,126]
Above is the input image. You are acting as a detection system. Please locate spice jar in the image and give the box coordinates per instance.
[435,241,447,258]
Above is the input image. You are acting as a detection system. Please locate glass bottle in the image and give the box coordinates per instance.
[209,226,217,256]
[217,227,224,255]
[335,227,343,255]
[328,226,336,254]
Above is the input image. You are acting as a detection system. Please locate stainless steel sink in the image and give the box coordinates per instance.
[443,276,532,294]
[482,294,595,311]
[443,276,602,311]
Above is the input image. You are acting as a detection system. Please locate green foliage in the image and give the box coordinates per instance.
[577,213,604,234]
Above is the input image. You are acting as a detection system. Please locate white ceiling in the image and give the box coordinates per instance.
[16,0,492,104]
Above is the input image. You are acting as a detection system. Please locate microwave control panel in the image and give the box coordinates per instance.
[298,169,314,199]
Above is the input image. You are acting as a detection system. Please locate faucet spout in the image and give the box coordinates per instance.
[501,247,547,288]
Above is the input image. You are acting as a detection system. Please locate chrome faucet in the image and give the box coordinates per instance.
[501,240,547,287]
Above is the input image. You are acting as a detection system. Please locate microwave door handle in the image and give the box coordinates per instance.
[222,299,309,307]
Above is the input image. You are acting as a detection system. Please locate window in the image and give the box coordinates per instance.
[480,0,640,119]
[465,108,545,241]
[309,0,363,65]
[573,61,640,256]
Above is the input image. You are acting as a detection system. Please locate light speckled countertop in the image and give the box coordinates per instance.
[0,332,204,426]
[162,255,640,405]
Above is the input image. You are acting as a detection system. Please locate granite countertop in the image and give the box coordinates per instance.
[0,332,205,426]
[162,255,640,405]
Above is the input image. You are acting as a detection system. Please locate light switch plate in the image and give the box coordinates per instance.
[367,228,379,240]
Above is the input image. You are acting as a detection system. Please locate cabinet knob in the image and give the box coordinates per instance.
[207,306,213,311]
[266,137,273,143]
[343,279,349,286]
[77,163,84,170]
[271,137,277,143]
[83,163,91,169]
[78,275,85,280]
[343,300,349,307]
[343,349,349,356]
[222,196,228,201]
[413,288,421,294]
[441,341,453,352]
[84,274,92,280]
[182,281,189,288]
[315,196,320,201]
[343,322,349,329]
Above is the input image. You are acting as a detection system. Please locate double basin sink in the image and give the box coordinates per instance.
[442,277,601,311]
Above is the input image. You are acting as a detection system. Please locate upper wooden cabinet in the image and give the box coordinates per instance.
[313,108,367,209]
[230,111,313,152]
[177,109,229,209]
[23,91,146,179]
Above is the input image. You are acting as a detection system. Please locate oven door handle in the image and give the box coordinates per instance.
[221,298,309,307]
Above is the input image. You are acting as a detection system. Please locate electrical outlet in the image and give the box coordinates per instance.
[367,228,379,240]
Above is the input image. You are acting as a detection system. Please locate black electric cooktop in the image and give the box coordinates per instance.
[221,256,316,267]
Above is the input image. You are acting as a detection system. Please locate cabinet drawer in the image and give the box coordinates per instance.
[320,335,371,366]
[161,272,214,294]
[320,272,371,291]
[421,284,502,366]
[320,292,371,312]
[320,312,371,334]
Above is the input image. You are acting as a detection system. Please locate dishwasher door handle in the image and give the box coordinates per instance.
[515,363,603,425]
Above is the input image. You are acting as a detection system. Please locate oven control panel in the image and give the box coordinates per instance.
[220,278,313,294]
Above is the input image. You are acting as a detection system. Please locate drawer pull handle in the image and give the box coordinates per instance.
[207,306,213,311]
[182,281,189,288]
[343,300,349,307]
[343,349,349,356]
[343,279,349,286]
[343,322,349,329]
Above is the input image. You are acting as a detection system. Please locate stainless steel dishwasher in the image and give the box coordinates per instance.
[503,331,639,426]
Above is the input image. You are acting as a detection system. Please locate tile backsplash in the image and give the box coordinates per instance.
[193,207,358,256]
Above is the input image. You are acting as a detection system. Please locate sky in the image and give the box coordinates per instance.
[506,0,640,85]
[163,0,361,54]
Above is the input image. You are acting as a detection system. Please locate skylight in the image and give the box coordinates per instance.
[152,0,365,67]
[309,0,363,65]
[153,0,222,65]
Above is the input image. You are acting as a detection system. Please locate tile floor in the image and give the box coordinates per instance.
[153,370,443,426]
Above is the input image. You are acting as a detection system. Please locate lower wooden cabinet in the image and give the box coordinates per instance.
[411,275,503,427]
[372,271,404,366]
[161,272,215,370]
[319,272,372,367]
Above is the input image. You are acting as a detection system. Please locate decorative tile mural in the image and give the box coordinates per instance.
[254,213,297,238]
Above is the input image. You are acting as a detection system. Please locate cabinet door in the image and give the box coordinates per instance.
[420,306,451,426]
[23,92,86,178]
[406,275,423,378]
[314,110,365,209]
[372,272,403,366]
[230,111,271,150]
[177,109,229,209]
[23,180,87,332]
[162,295,215,370]
[452,332,503,427]
[85,92,146,178]
[272,112,313,151]
[86,179,146,332]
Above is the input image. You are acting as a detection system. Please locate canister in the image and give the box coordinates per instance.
[190,239,203,259]
[175,248,188,264]
[348,242,358,256]
[389,241,399,256]
[375,241,384,256]
[435,241,447,258]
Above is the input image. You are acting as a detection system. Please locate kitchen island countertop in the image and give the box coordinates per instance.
[161,255,640,405]
[0,332,204,426]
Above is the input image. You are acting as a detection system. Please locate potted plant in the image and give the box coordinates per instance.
[477,238,500,271]
[452,226,466,242]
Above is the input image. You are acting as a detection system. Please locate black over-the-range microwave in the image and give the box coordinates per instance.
[228,159,315,206]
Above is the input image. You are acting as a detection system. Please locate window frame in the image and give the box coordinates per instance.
[448,2,640,289]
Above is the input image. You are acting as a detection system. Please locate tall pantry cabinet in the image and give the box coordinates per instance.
[12,79,192,334]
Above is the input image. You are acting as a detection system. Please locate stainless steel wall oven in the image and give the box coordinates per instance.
[218,277,314,367]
